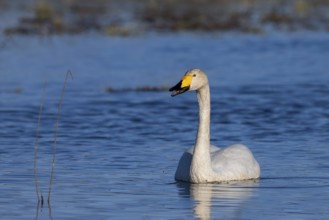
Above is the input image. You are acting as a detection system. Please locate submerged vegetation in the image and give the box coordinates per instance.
[2,0,329,35]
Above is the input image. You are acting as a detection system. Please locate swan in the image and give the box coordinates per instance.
[169,69,260,183]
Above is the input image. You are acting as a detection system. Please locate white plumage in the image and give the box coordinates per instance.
[170,69,260,183]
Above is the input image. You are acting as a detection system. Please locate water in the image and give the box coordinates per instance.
[1,32,329,219]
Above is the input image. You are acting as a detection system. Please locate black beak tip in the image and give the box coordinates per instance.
[169,80,182,96]
[169,87,189,97]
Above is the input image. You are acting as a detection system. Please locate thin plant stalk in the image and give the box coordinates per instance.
[47,71,73,204]
[34,81,48,202]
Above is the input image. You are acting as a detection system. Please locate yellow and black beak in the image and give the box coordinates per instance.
[169,75,193,97]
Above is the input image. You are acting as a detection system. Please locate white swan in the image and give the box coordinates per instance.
[169,69,260,183]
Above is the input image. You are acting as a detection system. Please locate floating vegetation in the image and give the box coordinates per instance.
[139,0,260,32]
[105,85,171,93]
[140,0,329,32]
[0,87,23,94]
[2,0,329,35]
[5,2,65,35]
[4,1,105,35]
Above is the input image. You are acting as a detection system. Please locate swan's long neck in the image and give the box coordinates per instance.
[195,85,210,150]
[190,84,214,183]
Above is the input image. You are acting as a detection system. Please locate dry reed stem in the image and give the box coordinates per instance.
[47,70,73,204]
[34,80,48,202]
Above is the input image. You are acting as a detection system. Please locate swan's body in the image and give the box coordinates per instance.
[170,69,260,183]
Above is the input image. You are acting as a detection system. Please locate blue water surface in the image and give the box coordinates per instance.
[1,32,329,219]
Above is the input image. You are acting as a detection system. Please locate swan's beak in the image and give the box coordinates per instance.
[169,75,193,97]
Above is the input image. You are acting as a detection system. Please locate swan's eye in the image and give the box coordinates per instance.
[193,74,196,77]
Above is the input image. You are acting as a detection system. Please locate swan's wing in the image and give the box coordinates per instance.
[211,144,260,180]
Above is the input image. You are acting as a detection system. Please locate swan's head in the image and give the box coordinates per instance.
[169,69,208,97]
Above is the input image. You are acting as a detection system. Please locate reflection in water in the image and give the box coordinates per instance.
[35,202,53,220]
[177,180,259,220]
